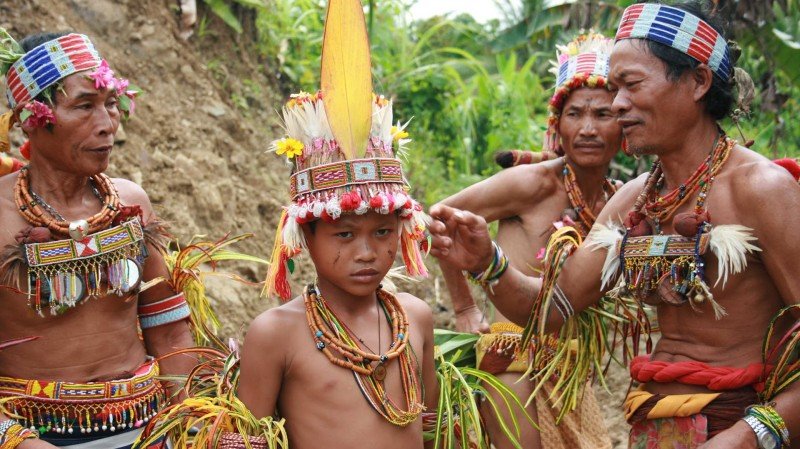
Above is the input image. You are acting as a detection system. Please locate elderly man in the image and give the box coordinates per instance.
[437,32,617,449]
[0,31,193,448]
[430,1,800,448]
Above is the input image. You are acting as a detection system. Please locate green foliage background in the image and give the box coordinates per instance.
[203,0,800,204]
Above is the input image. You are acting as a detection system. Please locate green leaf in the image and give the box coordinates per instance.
[203,0,243,33]
[287,258,295,274]
[19,108,32,123]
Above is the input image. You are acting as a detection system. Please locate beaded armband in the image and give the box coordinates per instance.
[0,422,38,449]
[551,284,574,321]
[743,405,790,449]
[218,432,268,449]
[466,242,509,288]
[138,292,190,329]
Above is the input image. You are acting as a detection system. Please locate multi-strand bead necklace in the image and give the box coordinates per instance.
[562,161,617,237]
[14,166,120,239]
[304,284,424,426]
[633,134,733,235]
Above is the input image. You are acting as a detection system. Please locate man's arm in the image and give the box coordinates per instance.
[237,310,286,419]
[438,163,554,223]
[429,181,636,329]
[436,164,554,331]
[439,263,489,333]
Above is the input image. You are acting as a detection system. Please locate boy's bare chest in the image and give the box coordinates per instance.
[279,343,424,448]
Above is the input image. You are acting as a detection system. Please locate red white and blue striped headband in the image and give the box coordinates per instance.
[5,33,101,109]
[556,52,610,87]
[615,3,732,82]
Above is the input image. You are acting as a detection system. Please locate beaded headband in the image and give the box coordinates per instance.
[545,32,613,154]
[4,33,101,108]
[615,3,732,82]
[263,1,427,301]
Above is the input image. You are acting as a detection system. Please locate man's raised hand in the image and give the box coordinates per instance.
[428,204,494,273]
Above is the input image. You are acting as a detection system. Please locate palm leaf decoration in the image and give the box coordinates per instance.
[430,329,536,449]
[760,304,800,401]
[146,233,267,345]
[320,0,373,160]
[519,226,640,422]
[134,344,288,448]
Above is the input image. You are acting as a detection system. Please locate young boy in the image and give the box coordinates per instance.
[236,2,437,447]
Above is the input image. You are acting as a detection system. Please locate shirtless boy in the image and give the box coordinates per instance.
[236,2,436,447]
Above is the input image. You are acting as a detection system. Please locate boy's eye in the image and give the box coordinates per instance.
[336,231,353,238]
[375,228,392,237]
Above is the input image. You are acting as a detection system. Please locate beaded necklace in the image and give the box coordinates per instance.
[632,134,732,235]
[14,167,120,240]
[562,160,617,237]
[304,284,424,426]
[620,135,734,312]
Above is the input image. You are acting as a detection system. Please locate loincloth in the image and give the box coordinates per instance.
[626,355,764,448]
[0,359,166,447]
[476,322,611,449]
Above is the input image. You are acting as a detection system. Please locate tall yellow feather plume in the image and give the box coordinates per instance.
[320,0,373,160]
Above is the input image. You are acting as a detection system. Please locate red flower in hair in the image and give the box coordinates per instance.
[21,101,56,128]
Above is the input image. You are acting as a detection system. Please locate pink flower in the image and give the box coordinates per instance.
[88,60,115,90]
[22,101,56,128]
[114,77,129,95]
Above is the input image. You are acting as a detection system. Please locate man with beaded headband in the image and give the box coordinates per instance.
[0,30,195,448]
[236,1,437,448]
[435,32,617,449]
[430,1,800,448]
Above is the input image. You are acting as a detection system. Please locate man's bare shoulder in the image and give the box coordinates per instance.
[725,146,798,204]
[494,160,562,200]
[110,177,155,215]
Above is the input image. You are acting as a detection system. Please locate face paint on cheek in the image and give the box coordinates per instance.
[333,251,341,266]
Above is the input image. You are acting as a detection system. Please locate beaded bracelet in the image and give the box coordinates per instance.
[743,404,790,449]
[0,420,16,443]
[0,423,38,449]
[466,241,509,288]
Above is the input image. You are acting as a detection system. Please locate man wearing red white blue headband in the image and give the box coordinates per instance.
[430,1,800,448]
[0,30,193,448]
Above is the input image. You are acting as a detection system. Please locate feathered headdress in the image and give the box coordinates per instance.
[263,0,427,301]
[545,31,614,155]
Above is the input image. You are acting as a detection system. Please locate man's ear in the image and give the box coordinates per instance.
[691,64,714,102]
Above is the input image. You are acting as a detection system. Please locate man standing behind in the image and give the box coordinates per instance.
[430,1,800,448]
[0,31,194,448]
[437,33,618,449]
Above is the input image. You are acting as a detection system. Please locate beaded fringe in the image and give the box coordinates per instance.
[2,387,165,436]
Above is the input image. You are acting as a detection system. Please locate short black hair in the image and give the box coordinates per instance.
[19,32,70,52]
[18,32,71,105]
[641,0,735,120]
